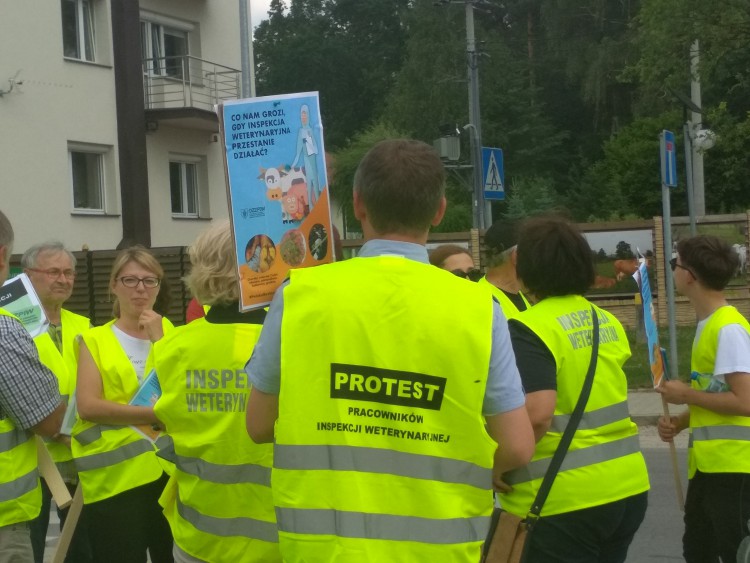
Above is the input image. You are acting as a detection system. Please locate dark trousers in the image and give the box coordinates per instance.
[86,473,173,563]
[523,491,648,563]
[29,480,92,563]
[684,471,750,563]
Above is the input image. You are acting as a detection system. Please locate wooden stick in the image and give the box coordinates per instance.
[36,437,72,509]
[52,484,83,563]
[661,397,685,511]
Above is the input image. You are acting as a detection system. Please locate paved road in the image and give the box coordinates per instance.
[43,427,690,561]
[627,427,688,562]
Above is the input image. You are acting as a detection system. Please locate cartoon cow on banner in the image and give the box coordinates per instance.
[258,165,310,223]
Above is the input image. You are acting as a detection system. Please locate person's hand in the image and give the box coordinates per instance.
[493,474,513,494]
[657,415,683,443]
[138,310,164,342]
[656,379,692,405]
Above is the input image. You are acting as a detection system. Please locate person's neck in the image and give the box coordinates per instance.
[114,315,148,339]
[365,230,427,246]
[44,303,63,325]
[486,265,521,294]
[690,289,728,321]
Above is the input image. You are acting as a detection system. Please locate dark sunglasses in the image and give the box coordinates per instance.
[451,268,482,282]
[669,257,695,277]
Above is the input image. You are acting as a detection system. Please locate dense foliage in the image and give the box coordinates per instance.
[253,0,750,230]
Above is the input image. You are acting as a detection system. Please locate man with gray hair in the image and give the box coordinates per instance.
[245,139,534,562]
[0,211,64,563]
[23,242,92,562]
[478,219,530,319]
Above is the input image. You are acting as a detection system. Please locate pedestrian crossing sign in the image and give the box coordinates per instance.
[482,147,505,201]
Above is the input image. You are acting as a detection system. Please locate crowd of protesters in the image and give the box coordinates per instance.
[1,138,749,563]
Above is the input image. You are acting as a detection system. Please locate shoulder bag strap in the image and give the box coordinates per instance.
[526,305,600,523]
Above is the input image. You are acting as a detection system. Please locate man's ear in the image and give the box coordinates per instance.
[0,245,7,270]
[353,190,366,222]
[430,196,447,227]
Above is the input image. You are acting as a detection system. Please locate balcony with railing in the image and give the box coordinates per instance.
[143,55,241,131]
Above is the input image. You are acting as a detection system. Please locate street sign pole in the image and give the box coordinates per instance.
[660,130,679,380]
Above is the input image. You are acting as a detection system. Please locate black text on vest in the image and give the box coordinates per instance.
[330,363,446,410]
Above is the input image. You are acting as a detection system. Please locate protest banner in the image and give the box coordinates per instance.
[632,260,666,387]
[633,259,685,510]
[220,92,334,311]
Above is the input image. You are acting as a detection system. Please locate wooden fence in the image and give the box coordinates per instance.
[11,211,750,328]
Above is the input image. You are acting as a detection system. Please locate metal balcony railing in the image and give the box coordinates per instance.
[143,55,241,112]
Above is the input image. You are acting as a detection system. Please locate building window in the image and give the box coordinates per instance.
[61,0,95,61]
[170,161,198,217]
[141,21,189,78]
[70,150,104,211]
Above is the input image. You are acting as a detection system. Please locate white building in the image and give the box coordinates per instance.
[0,0,243,252]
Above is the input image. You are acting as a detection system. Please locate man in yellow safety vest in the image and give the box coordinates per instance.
[245,139,535,562]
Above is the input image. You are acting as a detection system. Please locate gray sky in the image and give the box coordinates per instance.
[584,230,653,256]
[250,0,272,31]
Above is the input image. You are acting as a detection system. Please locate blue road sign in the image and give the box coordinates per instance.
[482,147,505,201]
[660,130,678,188]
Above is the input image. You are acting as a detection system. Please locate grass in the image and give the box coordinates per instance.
[623,326,695,388]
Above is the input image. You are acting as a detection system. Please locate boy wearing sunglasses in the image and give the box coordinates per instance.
[657,235,750,562]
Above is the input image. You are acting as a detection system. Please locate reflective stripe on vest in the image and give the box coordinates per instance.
[0,427,30,454]
[74,424,121,446]
[692,425,750,442]
[0,468,38,503]
[74,439,155,472]
[177,498,278,543]
[173,454,271,486]
[275,444,491,490]
[505,434,641,486]
[549,401,630,433]
[276,507,490,545]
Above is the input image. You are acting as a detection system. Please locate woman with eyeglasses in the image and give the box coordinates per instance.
[429,244,482,281]
[72,246,174,563]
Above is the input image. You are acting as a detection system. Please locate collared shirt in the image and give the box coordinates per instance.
[245,239,525,416]
[0,315,61,429]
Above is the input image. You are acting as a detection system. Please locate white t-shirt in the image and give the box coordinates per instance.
[694,315,750,384]
[111,325,151,384]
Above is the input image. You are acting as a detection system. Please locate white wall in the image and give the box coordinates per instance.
[0,0,121,253]
[146,125,230,247]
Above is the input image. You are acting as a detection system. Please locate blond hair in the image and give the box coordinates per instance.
[184,221,239,306]
[110,246,164,317]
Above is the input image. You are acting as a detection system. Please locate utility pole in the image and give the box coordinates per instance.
[239,0,256,98]
[464,1,487,230]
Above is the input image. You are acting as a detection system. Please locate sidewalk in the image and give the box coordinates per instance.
[628,388,668,426]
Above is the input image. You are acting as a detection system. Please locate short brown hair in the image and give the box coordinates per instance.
[429,244,472,268]
[353,139,445,236]
[677,235,737,291]
[516,216,595,299]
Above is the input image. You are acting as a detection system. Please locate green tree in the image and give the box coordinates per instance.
[615,240,634,259]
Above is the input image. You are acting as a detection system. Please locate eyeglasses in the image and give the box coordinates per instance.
[117,276,161,288]
[451,268,482,282]
[669,258,695,278]
[27,268,76,280]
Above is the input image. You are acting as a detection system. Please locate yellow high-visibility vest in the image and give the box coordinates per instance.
[152,318,280,562]
[0,308,42,526]
[34,309,89,463]
[688,305,750,477]
[477,276,530,319]
[502,295,649,517]
[71,318,172,504]
[275,255,497,563]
